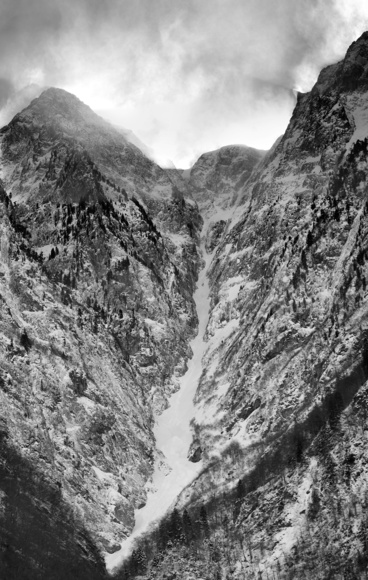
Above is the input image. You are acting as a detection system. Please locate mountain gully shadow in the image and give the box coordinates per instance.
[0,437,108,580]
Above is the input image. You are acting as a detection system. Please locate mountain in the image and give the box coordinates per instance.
[0,88,203,573]
[2,31,368,580]
[0,88,198,209]
[188,145,266,252]
[189,144,265,209]
[114,31,368,580]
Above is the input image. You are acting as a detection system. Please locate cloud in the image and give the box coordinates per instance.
[0,79,14,108]
[0,83,42,129]
[0,0,368,166]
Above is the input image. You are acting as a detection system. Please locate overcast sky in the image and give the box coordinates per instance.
[1,0,368,167]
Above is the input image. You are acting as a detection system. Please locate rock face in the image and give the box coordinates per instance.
[188,144,265,257]
[1,88,166,200]
[115,31,368,580]
[0,88,202,573]
[188,144,265,212]
[189,29,368,471]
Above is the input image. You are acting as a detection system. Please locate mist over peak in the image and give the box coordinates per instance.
[1,0,368,166]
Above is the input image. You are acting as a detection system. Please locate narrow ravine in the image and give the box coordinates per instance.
[105,229,213,574]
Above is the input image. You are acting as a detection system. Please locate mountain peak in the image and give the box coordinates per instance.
[315,29,368,94]
[40,86,80,98]
[38,86,83,102]
[14,86,113,135]
[34,87,90,116]
[188,143,265,213]
[0,86,181,204]
[346,29,368,54]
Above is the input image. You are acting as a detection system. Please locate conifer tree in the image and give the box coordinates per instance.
[200,505,210,538]
[169,508,183,543]
[183,509,194,545]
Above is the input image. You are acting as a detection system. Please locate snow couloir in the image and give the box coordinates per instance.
[105,224,213,573]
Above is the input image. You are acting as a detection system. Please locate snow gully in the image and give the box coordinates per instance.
[105,231,213,574]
